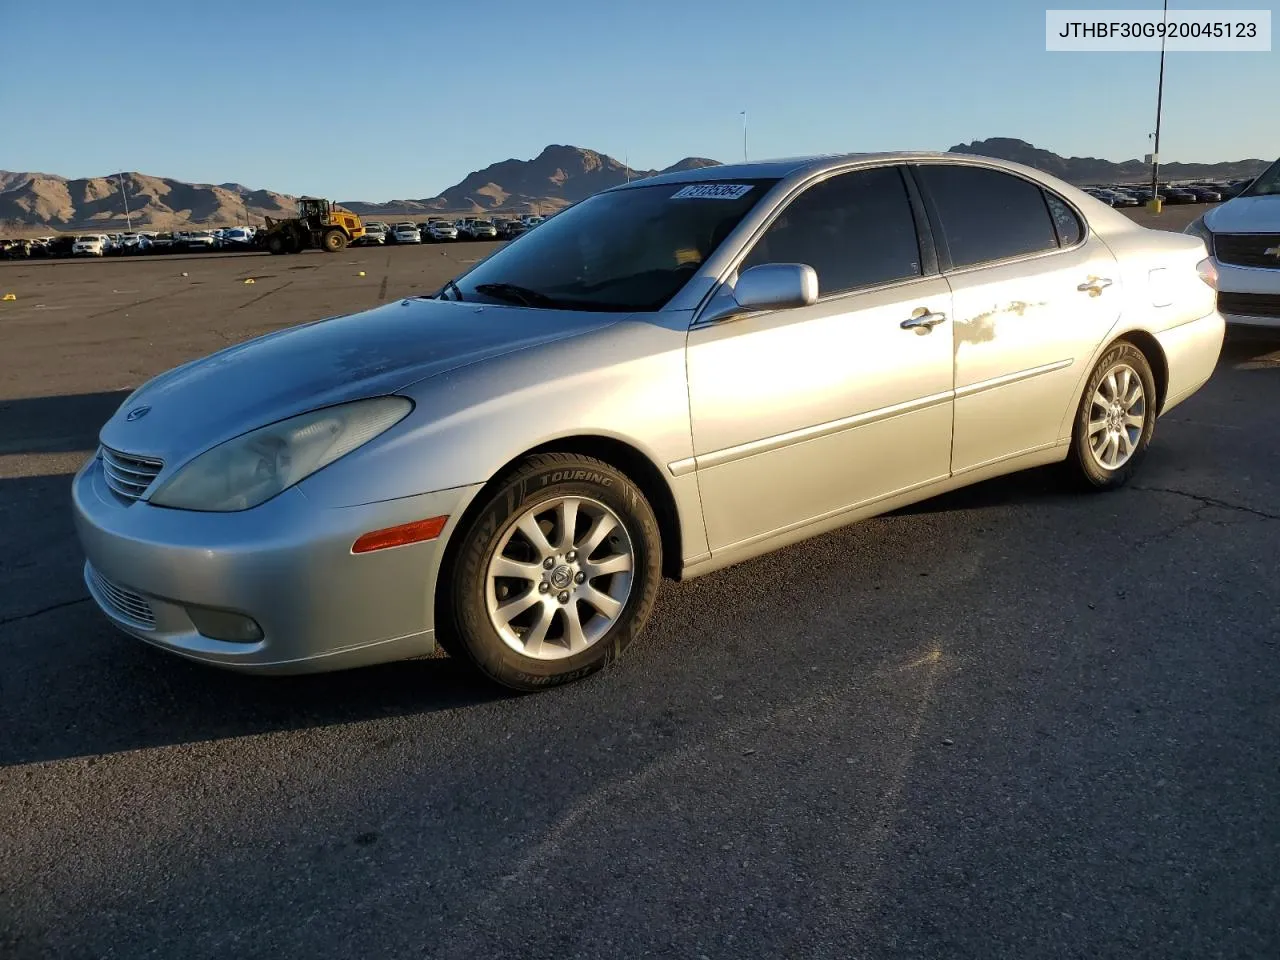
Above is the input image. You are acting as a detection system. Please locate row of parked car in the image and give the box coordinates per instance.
[356,215,546,246]
[1,227,260,259]
[1082,178,1254,208]
[1,214,549,260]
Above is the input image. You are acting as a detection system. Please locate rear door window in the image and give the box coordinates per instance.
[914,164,1060,268]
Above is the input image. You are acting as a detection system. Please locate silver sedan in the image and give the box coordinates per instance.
[74,152,1225,690]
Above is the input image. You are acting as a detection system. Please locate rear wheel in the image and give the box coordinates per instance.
[1068,342,1157,490]
[322,229,347,253]
[440,453,662,691]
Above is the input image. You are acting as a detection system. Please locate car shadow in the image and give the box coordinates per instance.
[1221,326,1280,365]
[0,389,131,455]
[892,464,1074,516]
[0,469,513,768]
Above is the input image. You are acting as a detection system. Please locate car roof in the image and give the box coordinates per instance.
[608,151,1072,190]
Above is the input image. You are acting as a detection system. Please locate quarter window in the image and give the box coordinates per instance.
[740,166,922,296]
[1044,191,1083,247]
[915,165,1060,268]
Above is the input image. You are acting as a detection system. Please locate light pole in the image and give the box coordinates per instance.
[741,111,748,162]
[1148,0,1169,212]
[118,171,133,230]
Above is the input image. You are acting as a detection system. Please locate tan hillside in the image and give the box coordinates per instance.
[0,146,721,232]
[0,171,296,234]
[341,146,722,217]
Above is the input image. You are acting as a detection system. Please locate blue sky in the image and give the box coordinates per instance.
[1,0,1274,200]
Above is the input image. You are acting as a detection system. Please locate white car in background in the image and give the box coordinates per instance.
[360,222,388,246]
[117,232,150,254]
[1185,156,1280,327]
[427,220,458,242]
[185,231,217,251]
[217,227,256,250]
[392,222,421,244]
[72,235,108,256]
[466,219,498,240]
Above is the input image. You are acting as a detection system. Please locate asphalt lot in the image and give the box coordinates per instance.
[2,222,1279,959]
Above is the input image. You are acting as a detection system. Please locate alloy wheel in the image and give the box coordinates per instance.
[484,496,634,660]
[1088,363,1146,470]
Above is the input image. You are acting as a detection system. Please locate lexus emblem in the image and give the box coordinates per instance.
[125,405,151,422]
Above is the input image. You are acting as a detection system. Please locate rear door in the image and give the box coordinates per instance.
[911,163,1122,473]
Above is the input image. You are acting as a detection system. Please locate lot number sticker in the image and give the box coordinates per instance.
[671,184,754,200]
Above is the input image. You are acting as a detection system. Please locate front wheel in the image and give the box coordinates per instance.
[321,229,347,253]
[1068,341,1157,490]
[440,453,662,691]
[266,233,286,255]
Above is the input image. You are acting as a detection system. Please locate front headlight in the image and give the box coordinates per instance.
[149,396,412,512]
[1183,217,1215,256]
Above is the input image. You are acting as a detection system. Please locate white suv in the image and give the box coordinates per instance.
[1185,157,1280,327]
[72,235,108,256]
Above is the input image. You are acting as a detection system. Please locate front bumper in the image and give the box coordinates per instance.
[72,454,481,674]
[1215,259,1280,328]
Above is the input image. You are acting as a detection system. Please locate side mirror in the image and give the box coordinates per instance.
[699,263,819,325]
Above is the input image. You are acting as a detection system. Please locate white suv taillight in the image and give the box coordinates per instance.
[1196,257,1218,289]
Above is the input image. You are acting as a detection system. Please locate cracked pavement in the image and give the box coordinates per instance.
[1,249,1279,959]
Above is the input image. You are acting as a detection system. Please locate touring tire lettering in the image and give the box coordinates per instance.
[540,470,613,487]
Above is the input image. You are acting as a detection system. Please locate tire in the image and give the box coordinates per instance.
[321,229,347,253]
[1068,341,1157,490]
[266,233,286,255]
[440,453,662,691]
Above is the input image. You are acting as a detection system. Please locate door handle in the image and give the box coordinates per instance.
[1077,277,1113,296]
[901,309,947,332]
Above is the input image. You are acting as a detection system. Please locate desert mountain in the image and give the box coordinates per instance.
[343,145,721,217]
[948,137,1270,184]
[3,139,1270,234]
[0,171,295,234]
[0,146,719,233]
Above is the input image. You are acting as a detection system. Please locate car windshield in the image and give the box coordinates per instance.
[450,179,776,312]
[1242,158,1280,197]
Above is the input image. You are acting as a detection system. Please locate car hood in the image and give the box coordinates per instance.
[100,298,625,465]
[1205,195,1280,233]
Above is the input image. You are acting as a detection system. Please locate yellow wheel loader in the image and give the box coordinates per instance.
[259,197,365,255]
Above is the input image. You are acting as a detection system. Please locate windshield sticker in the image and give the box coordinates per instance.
[671,184,754,200]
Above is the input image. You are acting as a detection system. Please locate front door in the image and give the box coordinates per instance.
[686,165,956,553]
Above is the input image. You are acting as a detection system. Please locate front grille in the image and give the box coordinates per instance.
[1217,292,1280,319]
[88,565,156,629]
[101,446,163,502]
[1214,233,1280,269]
